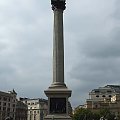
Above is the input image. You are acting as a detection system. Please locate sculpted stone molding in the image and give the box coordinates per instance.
[51,0,66,10]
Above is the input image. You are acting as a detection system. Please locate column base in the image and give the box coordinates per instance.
[44,115,72,120]
[44,87,72,118]
[44,87,71,97]
[49,82,67,89]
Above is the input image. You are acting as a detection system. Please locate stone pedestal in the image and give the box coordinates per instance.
[44,87,71,120]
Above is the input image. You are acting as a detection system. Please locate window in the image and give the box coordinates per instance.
[30,115,32,120]
[34,115,36,120]
[96,95,99,97]
[13,104,15,107]
[8,103,10,107]
[3,102,6,106]
[102,95,105,97]
[3,97,7,101]
[3,107,6,111]
[31,102,34,105]
[95,90,100,93]
[109,95,112,97]
[7,108,10,112]
[107,90,112,93]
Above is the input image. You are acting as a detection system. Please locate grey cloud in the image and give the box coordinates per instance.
[0,0,52,92]
[112,0,120,20]
[70,57,120,81]
[77,27,120,58]
[66,0,120,106]
[0,0,120,107]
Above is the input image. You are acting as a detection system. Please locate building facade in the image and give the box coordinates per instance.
[0,89,17,120]
[20,98,48,120]
[89,85,120,101]
[86,85,120,117]
[15,100,28,120]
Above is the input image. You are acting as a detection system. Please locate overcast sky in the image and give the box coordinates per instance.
[0,0,120,108]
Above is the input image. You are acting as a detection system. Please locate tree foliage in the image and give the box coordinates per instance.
[73,108,93,120]
[99,109,115,120]
[73,108,117,120]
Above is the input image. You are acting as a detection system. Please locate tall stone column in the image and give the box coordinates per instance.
[44,0,72,120]
[52,1,66,88]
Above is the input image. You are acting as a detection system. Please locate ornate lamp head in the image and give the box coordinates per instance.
[51,0,66,10]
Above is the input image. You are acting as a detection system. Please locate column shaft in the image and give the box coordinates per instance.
[53,9,65,86]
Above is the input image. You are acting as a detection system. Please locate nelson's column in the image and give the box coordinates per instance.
[44,0,72,120]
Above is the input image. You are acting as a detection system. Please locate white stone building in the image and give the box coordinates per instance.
[0,89,17,120]
[20,98,48,120]
[89,85,120,101]
[86,85,120,116]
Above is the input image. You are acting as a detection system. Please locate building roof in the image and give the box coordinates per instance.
[0,90,17,97]
[0,91,11,97]
[90,85,120,94]
[20,97,48,103]
[105,85,120,93]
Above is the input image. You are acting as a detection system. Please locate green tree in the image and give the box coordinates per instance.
[92,112,100,120]
[98,109,115,120]
[73,108,117,120]
[73,108,93,120]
